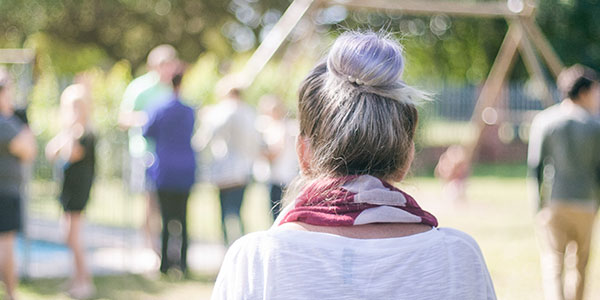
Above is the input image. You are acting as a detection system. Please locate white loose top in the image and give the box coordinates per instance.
[212,227,496,300]
[196,98,261,188]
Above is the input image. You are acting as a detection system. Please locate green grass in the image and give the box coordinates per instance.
[14,175,600,299]
[16,273,215,300]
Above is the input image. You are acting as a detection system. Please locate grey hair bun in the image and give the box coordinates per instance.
[326,31,428,104]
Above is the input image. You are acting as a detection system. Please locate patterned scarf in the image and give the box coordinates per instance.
[279,175,438,227]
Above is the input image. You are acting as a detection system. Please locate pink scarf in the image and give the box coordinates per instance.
[280,175,438,227]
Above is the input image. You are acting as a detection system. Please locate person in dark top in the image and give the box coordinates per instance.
[45,83,96,299]
[143,69,196,275]
[0,68,37,300]
[528,65,600,300]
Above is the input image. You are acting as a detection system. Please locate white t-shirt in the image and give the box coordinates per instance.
[212,227,496,300]
[196,98,261,188]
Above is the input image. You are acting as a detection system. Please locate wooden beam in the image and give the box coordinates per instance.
[466,23,522,161]
[516,21,556,107]
[238,0,316,88]
[521,17,564,79]
[0,49,35,64]
[326,0,533,18]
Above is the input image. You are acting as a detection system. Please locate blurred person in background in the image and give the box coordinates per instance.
[528,64,600,300]
[143,67,196,276]
[194,79,261,246]
[45,84,96,299]
[256,94,299,220]
[212,31,496,299]
[434,144,470,203]
[0,68,37,300]
[118,44,178,253]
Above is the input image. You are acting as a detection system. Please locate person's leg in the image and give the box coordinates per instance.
[218,188,230,245]
[219,185,246,245]
[232,185,246,236]
[0,231,17,300]
[66,212,90,284]
[65,211,94,298]
[536,206,569,300]
[269,184,283,220]
[175,191,189,273]
[157,190,172,274]
[563,207,595,300]
[145,190,161,254]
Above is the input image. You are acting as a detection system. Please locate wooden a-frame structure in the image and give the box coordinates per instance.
[237,0,564,164]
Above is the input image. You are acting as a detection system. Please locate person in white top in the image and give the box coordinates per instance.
[212,31,496,300]
[195,82,261,245]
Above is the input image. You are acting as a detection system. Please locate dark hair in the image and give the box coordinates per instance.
[172,72,183,89]
[171,63,186,89]
[558,64,598,101]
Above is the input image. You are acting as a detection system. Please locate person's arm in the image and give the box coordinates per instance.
[9,127,37,163]
[527,116,547,209]
[45,126,87,164]
[118,111,149,129]
[142,109,160,140]
[192,107,221,152]
[118,81,150,129]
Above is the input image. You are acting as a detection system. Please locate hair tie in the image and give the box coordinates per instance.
[347,75,364,85]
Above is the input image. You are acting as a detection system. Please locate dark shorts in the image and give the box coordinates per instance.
[60,188,91,212]
[0,194,22,233]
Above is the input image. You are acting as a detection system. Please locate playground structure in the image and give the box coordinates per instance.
[239,0,565,165]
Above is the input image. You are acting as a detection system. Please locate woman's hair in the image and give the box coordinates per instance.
[557,64,598,101]
[297,31,425,180]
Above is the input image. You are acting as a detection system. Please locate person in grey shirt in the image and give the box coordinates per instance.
[0,68,37,300]
[528,64,600,300]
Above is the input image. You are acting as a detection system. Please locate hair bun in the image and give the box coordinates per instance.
[328,31,404,87]
[326,31,428,104]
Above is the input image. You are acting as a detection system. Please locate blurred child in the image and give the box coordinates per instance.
[45,84,96,299]
[434,144,470,203]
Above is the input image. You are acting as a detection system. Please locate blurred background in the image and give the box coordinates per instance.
[1,0,600,299]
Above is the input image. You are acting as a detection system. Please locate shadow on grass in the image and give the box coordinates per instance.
[19,272,217,299]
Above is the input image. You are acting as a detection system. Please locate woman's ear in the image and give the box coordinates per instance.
[296,135,312,175]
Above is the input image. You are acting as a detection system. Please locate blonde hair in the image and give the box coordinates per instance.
[60,84,90,127]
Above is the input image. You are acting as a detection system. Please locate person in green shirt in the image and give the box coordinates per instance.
[118,44,179,254]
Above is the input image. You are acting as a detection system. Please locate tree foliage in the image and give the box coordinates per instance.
[1,0,598,83]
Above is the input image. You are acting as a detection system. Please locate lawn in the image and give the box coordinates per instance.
[10,172,600,299]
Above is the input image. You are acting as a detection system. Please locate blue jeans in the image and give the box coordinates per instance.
[219,185,246,245]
